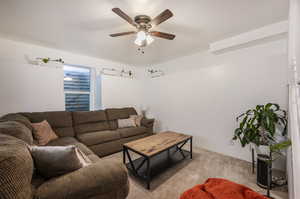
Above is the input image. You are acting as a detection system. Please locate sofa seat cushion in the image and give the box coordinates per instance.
[87,154,101,163]
[35,160,129,199]
[46,137,94,156]
[77,131,121,146]
[74,122,110,135]
[47,137,78,146]
[117,127,147,138]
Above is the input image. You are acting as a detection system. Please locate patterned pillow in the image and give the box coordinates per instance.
[31,120,58,145]
[117,118,136,128]
[30,145,92,178]
[130,115,143,127]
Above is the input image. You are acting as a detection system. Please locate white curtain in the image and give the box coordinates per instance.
[287,0,300,198]
[287,85,300,199]
[90,68,102,110]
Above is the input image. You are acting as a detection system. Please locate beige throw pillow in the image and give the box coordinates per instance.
[30,145,92,178]
[117,118,136,128]
[130,115,143,127]
[31,120,58,145]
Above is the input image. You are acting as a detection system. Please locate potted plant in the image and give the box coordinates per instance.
[233,103,291,192]
[233,103,288,153]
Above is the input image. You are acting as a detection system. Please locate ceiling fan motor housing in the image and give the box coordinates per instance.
[134,15,152,30]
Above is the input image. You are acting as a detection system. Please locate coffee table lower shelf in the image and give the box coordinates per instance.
[124,147,192,190]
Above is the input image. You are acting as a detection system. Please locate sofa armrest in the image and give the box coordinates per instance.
[35,160,129,199]
[141,118,155,133]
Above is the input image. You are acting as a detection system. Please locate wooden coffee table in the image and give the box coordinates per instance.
[123,131,193,189]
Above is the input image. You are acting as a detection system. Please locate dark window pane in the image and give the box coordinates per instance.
[65,93,90,111]
[64,65,91,111]
[64,66,90,92]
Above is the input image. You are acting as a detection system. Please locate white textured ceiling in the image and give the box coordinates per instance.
[0,0,288,65]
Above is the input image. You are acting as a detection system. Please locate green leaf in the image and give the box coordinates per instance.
[240,116,248,129]
[234,103,288,148]
[42,58,49,63]
[265,103,273,109]
[270,140,291,152]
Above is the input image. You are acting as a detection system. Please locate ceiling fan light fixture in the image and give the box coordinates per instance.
[136,30,147,41]
[146,35,154,45]
[134,37,146,47]
[135,31,154,47]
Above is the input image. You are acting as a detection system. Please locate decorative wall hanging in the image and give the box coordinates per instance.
[36,57,64,64]
[100,68,134,79]
[25,55,64,68]
[147,69,165,78]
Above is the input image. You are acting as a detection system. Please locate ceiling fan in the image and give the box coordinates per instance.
[110,8,176,47]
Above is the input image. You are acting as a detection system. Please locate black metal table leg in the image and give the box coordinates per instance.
[125,148,137,173]
[146,158,151,190]
[136,158,147,172]
[190,137,193,159]
[123,146,126,164]
[173,140,188,158]
[252,148,255,174]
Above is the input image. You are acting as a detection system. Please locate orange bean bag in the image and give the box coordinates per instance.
[180,178,268,199]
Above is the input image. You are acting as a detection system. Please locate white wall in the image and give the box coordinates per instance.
[144,38,288,164]
[0,37,144,116]
[0,34,289,168]
[101,75,144,111]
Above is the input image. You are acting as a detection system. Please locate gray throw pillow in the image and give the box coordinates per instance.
[30,145,92,178]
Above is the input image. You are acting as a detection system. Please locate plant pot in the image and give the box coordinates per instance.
[255,145,270,156]
[257,154,272,189]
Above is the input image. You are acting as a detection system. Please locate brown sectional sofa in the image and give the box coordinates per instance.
[0,107,154,199]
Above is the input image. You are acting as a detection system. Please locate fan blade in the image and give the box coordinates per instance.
[150,31,176,40]
[110,31,136,37]
[112,8,136,27]
[151,9,173,26]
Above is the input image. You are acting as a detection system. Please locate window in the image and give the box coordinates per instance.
[64,65,91,111]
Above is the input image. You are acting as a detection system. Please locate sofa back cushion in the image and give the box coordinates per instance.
[21,111,74,137]
[0,121,34,145]
[0,134,34,199]
[1,113,34,131]
[72,110,110,135]
[105,107,137,130]
[125,107,138,116]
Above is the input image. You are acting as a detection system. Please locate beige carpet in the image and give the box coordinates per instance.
[104,147,288,199]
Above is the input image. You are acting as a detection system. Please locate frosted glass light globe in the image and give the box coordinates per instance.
[146,35,154,45]
[137,31,147,41]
